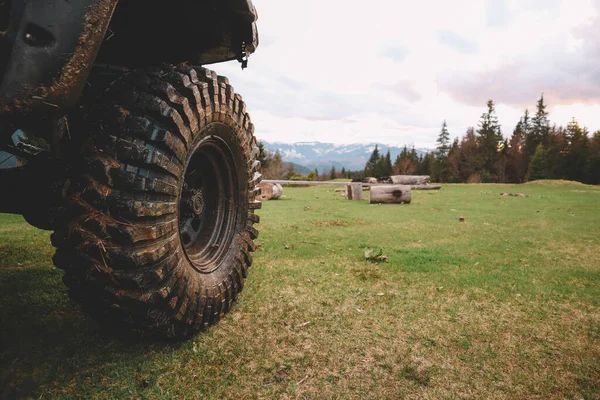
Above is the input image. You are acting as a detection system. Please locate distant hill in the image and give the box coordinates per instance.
[262,141,430,172]
[284,162,312,175]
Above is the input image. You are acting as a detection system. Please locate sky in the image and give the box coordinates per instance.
[217,0,600,148]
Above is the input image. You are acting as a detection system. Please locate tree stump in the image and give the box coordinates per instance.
[345,183,363,200]
[258,182,283,200]
[369,185,411,204]
[390,175,430,185]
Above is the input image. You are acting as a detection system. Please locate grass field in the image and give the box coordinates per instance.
[1,182,599,399]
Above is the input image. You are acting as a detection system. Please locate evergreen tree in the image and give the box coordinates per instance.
[496,138,509,182]
[529,95,550,156]
[257,141,271,170]
[383,150,393,176]
[329,165,337,180]
[564,118,590,183]
[526,144,550,181]
[393,145,415,175]
[364,145,380,177]
[446,137,461,182]
[505,119,527,183]
[417,153,433,175]
[410,147,419,164]
[586,131,600,184]
[458,128,480,182]
[436,120,451,158]
[341,167,346,178]
[546,125,568,179]
[521,109,531,135]
[476,100,503,181]
[432,120,451,182]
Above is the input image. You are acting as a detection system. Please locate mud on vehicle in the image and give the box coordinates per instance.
[0,0,261,339]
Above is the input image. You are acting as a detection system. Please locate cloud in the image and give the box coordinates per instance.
[211,0,600,146]
[439,8,600,108]
[380,46,409,63]
[376,81,422,103]
[486,0,512,27]
[437,30,478,54]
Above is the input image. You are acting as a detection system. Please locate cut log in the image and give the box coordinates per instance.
[258,182,283,200]
[390,175,430,185]
[370,185,411,204]
[411,184,441,190]
[345,183,363,200]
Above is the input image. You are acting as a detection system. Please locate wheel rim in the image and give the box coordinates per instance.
[178,132,238,272]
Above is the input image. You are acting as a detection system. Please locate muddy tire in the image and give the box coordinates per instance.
[51,66,261,339]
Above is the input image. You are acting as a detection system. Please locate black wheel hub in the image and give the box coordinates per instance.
[182,187,205,217]
[178,134,238,272]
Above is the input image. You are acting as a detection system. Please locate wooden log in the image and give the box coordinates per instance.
[410,184,441,190]
[345,183,363,200]
[370,185,411,204]
[258,182,283,200]
[262,180,350,186]
[272,183,283,199]
[352,183,363,200]
[390,175,430,185]
[345,185,352,199]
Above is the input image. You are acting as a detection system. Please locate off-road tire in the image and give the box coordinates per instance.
[51,66,261,339]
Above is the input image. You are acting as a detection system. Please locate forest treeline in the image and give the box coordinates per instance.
[365,95,600,184]
[258,95,600,184]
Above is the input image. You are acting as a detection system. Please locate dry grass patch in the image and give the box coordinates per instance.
[311,220,350,227]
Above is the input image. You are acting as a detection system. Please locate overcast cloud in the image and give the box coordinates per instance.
[216,0,600,148]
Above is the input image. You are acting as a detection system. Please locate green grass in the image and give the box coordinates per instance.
[1,183,599,399]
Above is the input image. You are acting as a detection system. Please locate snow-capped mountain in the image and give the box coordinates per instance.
[262,141,431,172]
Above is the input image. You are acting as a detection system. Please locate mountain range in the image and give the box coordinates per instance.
[262,141,431,172]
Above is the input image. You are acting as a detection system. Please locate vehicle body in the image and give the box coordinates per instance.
[0,0,262,339]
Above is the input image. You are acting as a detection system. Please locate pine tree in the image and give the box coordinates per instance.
[383,150,393,176]
[564,118,590,183]
[586,131,600,184]
[459,127,481,182]
[476,100,503,181]
[432,120,452,182]
[529,95,550,156]
[409,147,419,165]
[505,119,527,183]
[364,145,380,177]
[526,144,550,181]
[257,141,272,170]
[341,167,346,178]
[546,125,568,179]
[393,145,415,175]
[436,120,451,158]
[329,165,337,180]
[446,137,460,182]
[417,153,433,175]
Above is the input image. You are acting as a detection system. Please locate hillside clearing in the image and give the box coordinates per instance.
[1,183,599,399]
